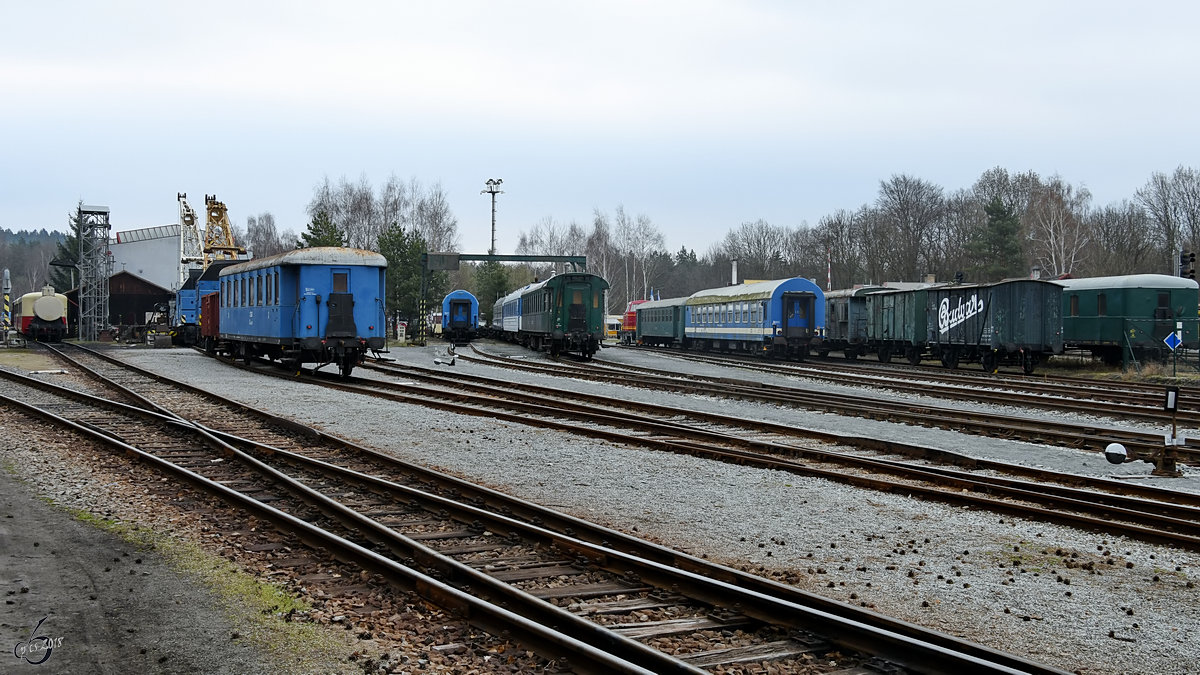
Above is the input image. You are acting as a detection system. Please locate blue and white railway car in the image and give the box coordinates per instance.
[492,284,530,341]
[441,289,479,343]
[212,247,387,377]
[684,277,825,359]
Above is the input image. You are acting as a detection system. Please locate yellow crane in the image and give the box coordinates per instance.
[203,194,246,269]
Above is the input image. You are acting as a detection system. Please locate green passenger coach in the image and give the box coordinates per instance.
[498,272,609,358]
[1056,274,1200,365]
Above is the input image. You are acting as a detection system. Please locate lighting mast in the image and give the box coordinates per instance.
[481,178,504,255]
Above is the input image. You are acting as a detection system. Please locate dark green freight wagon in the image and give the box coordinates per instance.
[822,286,885,360]
[864,285,936,365]
[927,279,1063,373]
[1056,274,1199,366]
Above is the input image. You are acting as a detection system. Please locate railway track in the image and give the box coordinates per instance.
[345,351,1200,550]
[492,344,1200,466]
[628,346,1200,428]
[4,342,1063,674]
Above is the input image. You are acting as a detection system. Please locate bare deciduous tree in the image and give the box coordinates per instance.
[1028,175,1091,277]
[1083,201,1155,276]
[306,174,459,254]
[875,175,945,281]
[1136,165,1200,271]
[245,212,294,258]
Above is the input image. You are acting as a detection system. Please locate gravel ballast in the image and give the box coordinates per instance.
[12,343,1200,674]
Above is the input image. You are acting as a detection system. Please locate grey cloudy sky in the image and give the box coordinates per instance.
[2,1,1197,255]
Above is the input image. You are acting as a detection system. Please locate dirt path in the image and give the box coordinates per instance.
[0,470,275,674]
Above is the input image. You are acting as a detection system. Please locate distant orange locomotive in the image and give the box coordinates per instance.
[618,299,646,344]
[15,286,69,342]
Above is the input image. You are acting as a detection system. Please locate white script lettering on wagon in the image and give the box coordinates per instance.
[938,294,985,334]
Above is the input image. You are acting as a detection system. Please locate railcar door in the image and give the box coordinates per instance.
[567,286,587,333]
[325,268,357,338]
[781,292,815,339]
[449,299,470,327]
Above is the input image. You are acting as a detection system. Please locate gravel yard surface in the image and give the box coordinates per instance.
[11,342,1200,674]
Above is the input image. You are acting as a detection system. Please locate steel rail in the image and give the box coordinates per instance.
[468,345,1200,462]
[27,344,1065,673]
[0,390,661,675]
[9,353,1058,673]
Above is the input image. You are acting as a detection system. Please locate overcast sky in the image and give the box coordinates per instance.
[3,1,1197,255]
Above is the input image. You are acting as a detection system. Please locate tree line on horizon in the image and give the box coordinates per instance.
[5,164,1198,326]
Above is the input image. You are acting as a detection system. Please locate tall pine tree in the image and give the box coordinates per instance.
[967,197,1025,282]
[297,210,346,248]
[377,222,447,324]
[49,201,83,290]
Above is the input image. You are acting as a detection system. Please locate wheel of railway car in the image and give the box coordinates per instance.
[1022,351,1037,375]
[906,348,922,365]
[981,351,998,373]
[844,349,858,361]
[940,349,960,369]
[877,346,893,363]
[339,355,355,378]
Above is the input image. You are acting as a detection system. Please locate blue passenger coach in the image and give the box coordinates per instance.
[441,289,479,343]
[684,277,825,359]
[215,247,387,377]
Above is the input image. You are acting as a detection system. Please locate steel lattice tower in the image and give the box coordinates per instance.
[78,204,112,341]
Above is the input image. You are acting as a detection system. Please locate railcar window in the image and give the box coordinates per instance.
[274,272,279,305]
[1070,295,1079,317]
[1158,292,1169,308]
[257,274,263,306]
[1098,294,1107,316]
[240,278,246,307]
[333,272,348,293]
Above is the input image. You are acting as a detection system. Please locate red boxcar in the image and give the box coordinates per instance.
[199,291,220,351]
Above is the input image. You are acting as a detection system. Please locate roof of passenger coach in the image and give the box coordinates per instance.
[685,277,823,305]
[219,247,388,277]
[1054,274,1200,291]
[636,297,687,311]
[825,285,887,299]
[498,282,536,306]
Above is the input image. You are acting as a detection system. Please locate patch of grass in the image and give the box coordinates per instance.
[0,349,63,371]
[62,508,352,672]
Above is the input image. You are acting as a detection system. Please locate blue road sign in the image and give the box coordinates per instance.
[1164,331,1183,351]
